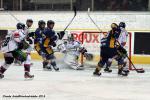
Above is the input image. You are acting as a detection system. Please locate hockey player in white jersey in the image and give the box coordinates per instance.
[14,19,34,66]
[0,23,34,79]
[118,22,129,73]
[58,34,93,70]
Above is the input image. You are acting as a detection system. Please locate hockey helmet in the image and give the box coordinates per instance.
[47,20,55,25]
[16,23,25,30]
[47,20,55,29]
[111,23,118,29]
[38,20,46,26]
[119,22,126,28]
[38,20,46,29]
[26,19,33,23]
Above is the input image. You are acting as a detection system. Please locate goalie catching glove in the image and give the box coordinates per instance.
[79,47,93,61]
[84,52,93,61]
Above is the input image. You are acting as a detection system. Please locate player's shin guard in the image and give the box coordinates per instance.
[104,59,112,73]
[0,63,11,79]
[43,61,52,71]
[43,61,48,68]
[93,62,102,76]
[122,61,129,73]
[24,64,34,79]
[118,65,128,76]
[51,59,59,71]
[0,66,6,79]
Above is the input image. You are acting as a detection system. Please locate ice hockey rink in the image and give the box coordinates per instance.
[0,60,150,100]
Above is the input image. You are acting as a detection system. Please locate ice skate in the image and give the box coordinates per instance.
[24,72,34,79]
[104,67,112,73]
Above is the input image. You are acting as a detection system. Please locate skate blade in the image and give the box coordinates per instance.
[24,77,34,81]
[43,68,52,71]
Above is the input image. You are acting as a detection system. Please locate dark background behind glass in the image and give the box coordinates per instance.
[0,0,149,11]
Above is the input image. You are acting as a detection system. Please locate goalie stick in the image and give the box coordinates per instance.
[87,8,145,73]
[63,6,77,31]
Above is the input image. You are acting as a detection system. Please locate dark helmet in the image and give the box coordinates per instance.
[16,23,25,30]
[26,19,33,23]
[47,20,55,25]
[38,20,46,26]
[119,22,126,28]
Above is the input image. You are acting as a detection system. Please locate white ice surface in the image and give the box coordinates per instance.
[0,60,150,100]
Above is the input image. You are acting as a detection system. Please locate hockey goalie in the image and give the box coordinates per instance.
[57,34,93,70]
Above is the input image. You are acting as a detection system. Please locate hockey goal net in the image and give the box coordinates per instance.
[70,31,132,70]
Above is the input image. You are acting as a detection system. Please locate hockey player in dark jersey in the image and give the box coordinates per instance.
[34,20,51,70]
[42,20,59,71]
[34,20,65,71]
[104,22,129,76]
[93,23,122,76]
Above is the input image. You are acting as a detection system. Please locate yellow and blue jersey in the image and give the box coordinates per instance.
[101,29,120,48]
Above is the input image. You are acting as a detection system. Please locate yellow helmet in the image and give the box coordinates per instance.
[111,23,118,29]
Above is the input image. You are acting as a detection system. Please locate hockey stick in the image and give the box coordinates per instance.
[7,10,20,22]
[87,8,102,33]
[63,6,77,31]
[116,41,145,73]
[56,6,76,42]
[126,54,145,73]
[0,9,20,22]
[87,8,145,73]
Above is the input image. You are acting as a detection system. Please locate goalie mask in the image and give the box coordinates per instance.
[67,34,74,42]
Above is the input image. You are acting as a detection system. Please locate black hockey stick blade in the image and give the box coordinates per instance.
[136,69,145,73]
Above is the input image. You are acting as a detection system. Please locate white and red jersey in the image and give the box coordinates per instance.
[24,26,31,36]
[1,29,26,53]
[118,27,128,47]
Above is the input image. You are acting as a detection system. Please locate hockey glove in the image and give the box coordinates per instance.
[57,31,65,40]
[50,42,56,47]
[26,37,33,44]
[117,46,127,55]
